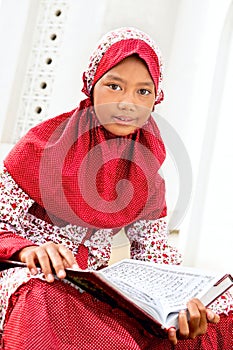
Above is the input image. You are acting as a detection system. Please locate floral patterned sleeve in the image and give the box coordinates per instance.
[0,167,36,259]
[125,218,182,265]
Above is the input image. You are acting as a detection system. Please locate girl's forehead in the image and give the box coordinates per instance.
[82,27,164,104]
[103,55,154,82]
[107,55,149,70]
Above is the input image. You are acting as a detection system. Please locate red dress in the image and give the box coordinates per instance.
[0,169,232,350]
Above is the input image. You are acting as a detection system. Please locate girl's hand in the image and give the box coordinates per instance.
[16,242,80,282]
[168,298,220,345]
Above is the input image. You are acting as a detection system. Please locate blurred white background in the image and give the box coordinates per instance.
[0,0,232,272]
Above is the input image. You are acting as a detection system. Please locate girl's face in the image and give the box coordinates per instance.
[93,55,156,136]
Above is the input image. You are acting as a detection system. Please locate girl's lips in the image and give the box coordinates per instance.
[112,116,136,125]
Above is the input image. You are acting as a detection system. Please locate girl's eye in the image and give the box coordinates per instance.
[108,84,121,91]
[138,89,151,96]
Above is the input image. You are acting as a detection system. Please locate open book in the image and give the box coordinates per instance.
[0,259,232,337]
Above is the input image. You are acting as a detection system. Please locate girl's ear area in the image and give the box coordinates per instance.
[90,85,96,105]
[151,93,156,112]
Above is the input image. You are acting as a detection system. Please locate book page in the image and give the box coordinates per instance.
[101,260,220,316]
[110,278,165,323]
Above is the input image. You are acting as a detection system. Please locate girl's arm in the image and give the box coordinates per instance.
[0,167,78,280]
[125,218,182,265]
[0,167,38,259]
[0,229,36,260]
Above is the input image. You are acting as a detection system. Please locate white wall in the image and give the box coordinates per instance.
[0,0,37,156]
[191,1,233,273]
[161,0,232,273]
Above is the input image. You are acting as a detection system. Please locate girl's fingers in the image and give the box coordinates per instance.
[178,310,190,339]
[187,299,207,338]
[18,242,78,282]
[174,300,218,343]
[37,243,79,280]
[206,309,220,323]
[62,258,70,269]
[58,244,80,269]
[36,246,56,282]
[19,246,39,275]
[168,327,178,345]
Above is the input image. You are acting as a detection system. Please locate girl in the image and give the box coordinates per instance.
[0,27,232,350]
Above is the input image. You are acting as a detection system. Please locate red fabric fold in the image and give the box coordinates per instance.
[0,231,36,259]
[76,244,89,270]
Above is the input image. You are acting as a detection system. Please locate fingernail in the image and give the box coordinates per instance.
[57,270,66,278]
[47,274,54,282]
[72,264,80,270]
[179,310,186,315]
[207,309,214,320]
[170,328,176,336]
[30,268,37,275]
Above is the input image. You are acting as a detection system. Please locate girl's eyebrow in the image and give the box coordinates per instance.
[103,74,125,83]
[103,74,154,87]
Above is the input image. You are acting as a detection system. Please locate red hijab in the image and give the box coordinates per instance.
[4,28,166,229]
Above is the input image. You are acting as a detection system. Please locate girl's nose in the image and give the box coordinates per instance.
[117,97,136,112]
